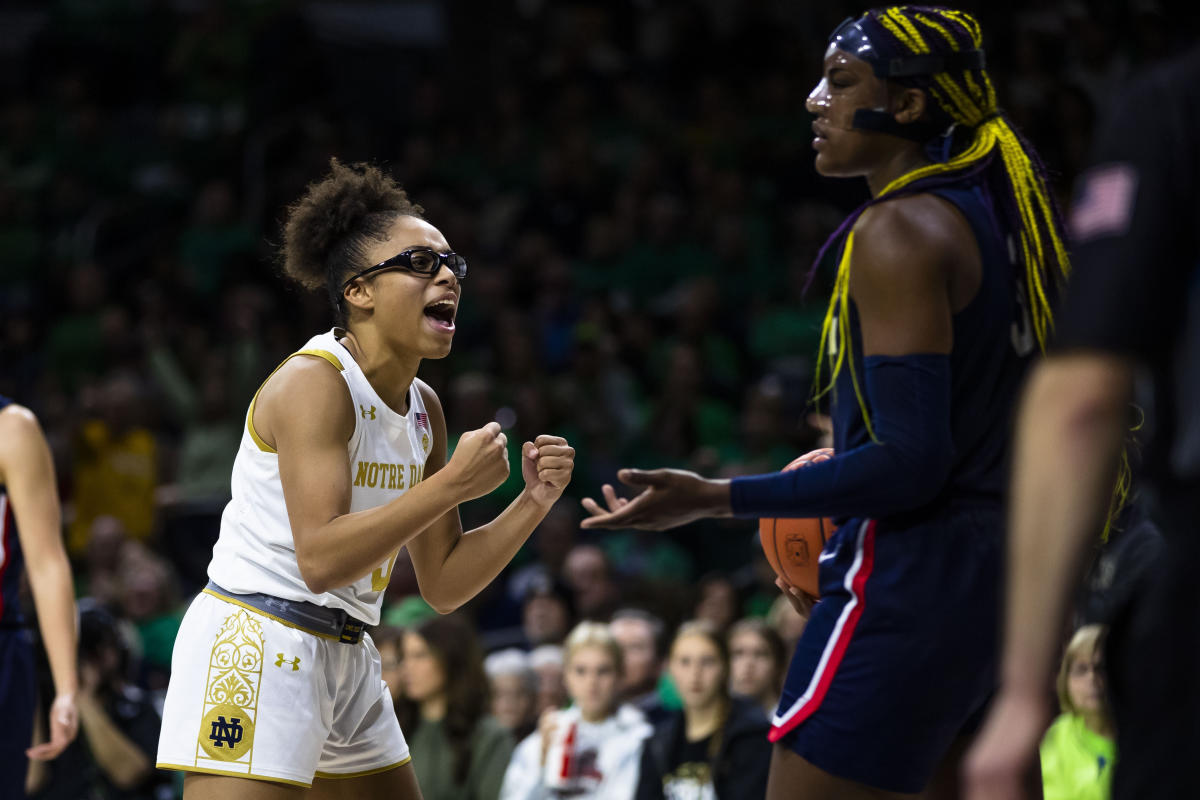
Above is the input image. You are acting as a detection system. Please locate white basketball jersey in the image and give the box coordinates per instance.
[208,329,433,624]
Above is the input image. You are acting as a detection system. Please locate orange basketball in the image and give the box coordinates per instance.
[759,456,835,598]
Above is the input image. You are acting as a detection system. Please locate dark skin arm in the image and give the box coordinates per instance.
[581,194,978,530]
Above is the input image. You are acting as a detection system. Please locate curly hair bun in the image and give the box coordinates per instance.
[281,158,424,291]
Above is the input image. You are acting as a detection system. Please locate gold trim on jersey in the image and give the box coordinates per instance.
[246,348,346,454]
[195,608,265,766]
[201,588,340,641]
[156,762,312,788]
[313,756,413,780]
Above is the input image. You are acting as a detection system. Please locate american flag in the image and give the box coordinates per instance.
[415,412,428,430]
[1070,163,1139,243]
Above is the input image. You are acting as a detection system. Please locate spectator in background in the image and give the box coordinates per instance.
[28,600,169,800]
[636,621,771,800]
[45,263,108,393]
[728,618,787,717]
[486,648,540,742]
[610,608,669,723]
[501,622,653,799]
[521,574,575,648]
[80,515,127,606]
[562,544,621,621]
[1040,625,1115,800]
[67,373,158,556]
[530,644,567,716]
[112,542,180,690]
[693,573,740,632]
[373,626,405,704]
[398,617,515,800]
[494,507,584,645]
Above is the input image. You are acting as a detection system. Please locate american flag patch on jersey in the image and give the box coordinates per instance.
[1070,163,1139,243]
[415,412,429,430]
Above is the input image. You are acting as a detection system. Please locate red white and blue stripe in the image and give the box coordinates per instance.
[769,519,877,742]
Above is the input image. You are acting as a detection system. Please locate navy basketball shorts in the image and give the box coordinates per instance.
[0,628,36,799]
[771,506,1003,794]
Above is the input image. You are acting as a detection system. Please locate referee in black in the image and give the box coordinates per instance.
[965,46,1200,800]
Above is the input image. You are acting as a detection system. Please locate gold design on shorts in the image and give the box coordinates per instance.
[197,609,264,764]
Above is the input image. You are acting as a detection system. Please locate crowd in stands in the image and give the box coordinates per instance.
[2,1,1189,798]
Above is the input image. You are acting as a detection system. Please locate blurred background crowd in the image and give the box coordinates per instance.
[1,0,1192,798]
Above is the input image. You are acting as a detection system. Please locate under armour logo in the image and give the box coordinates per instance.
[275,653,300,671]
[360,405,376,420]
[209,716,244,748]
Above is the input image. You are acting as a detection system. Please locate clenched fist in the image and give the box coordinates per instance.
[522,435,574,508]
[446,422,510,502]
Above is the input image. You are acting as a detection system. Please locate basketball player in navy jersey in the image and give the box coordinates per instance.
[0,397,79,797]
[584,7,1068,799]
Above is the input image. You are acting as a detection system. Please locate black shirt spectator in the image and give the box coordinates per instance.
[636,696,771,800]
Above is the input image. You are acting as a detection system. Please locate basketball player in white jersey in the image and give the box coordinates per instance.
[156,159,576,799]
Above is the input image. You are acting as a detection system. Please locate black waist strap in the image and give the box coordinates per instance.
[204,581,366,644]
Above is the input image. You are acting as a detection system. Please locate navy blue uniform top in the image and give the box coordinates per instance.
[0,395,26,625]
[833,182,1031,515]
[730,179,1033,524]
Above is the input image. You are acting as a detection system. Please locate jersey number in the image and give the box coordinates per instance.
[371,551,400,592]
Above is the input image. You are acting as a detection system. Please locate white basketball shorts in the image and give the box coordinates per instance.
[156,590,409,787]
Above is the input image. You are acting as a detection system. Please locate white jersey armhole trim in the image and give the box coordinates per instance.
[246,348,347,454]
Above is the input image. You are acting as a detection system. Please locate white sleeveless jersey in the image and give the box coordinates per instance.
[208,329,433,624]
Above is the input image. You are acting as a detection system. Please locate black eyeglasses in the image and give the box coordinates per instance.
[341,247,468,294]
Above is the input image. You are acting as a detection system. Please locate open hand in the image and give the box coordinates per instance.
[795,447,834,467]
[580,468,729,531]
[26,693,78,761]
[522,435,574,507]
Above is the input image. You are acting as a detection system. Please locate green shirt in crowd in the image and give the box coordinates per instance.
[408,715,514,800]
[1040,713,1116,800]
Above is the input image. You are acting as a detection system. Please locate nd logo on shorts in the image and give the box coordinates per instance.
[197,609,264,763]
[201,704,256,761]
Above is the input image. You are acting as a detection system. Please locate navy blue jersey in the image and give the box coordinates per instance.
[0,395,25,625]
[831,181,1031,512]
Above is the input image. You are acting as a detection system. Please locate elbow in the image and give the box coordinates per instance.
[297,554,333,596]
[419,586,462,616]
[869,437,953,513]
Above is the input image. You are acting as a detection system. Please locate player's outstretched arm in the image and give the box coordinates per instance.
[408,383,575,613]
[262,359,508,595]
[583,197,961,530]
[0,405,79,761]
[581,468,732,531]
